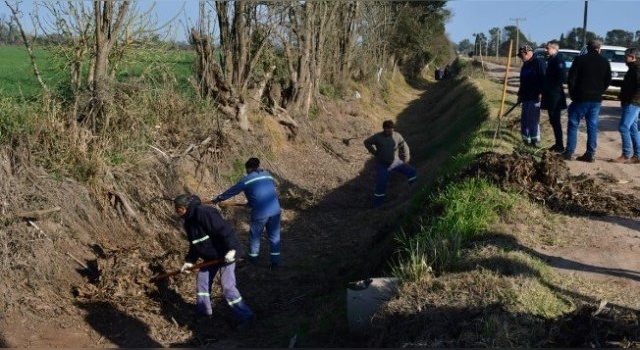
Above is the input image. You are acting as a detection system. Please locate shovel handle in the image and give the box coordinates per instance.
[149,258,242,282]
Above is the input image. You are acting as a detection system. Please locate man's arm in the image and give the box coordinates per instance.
[396,133,410,163]
[214,180,246,203]
[363,134,377,155]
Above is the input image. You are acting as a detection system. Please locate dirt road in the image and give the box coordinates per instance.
[485,60,640,292]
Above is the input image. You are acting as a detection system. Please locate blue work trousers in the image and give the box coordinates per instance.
[195,263,254,321]
[373,162,417,207]
[248,214,281,265]
[520,100,541,143]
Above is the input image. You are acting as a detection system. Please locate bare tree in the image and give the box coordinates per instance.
[4,1,49,94]
[191,1,279,131]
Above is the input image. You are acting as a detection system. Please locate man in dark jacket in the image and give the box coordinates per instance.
[613,47,640,163]
[174,194,255,329]
[541,40,568,153]
[517,44,547,147]
[563,39,612,162]
[363,120,417,208]
[212,157,282,269]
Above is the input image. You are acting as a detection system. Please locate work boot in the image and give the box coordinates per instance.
[630,156,640,164]
[561,151,574,161]
[612,155,630,163]
[531,140,541,148]
[548,144,564,153]
[576,153,595,163]
[236,314,257,331]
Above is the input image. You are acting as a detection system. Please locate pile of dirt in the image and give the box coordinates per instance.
[460,150,640,218]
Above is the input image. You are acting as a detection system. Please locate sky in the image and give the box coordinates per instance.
[445,0,640,46]
[6,1,640,45]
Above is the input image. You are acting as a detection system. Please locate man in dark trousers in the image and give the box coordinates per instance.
[563,39,612,162]
[213,157,282,269]
[174,194,256,330]
[517,44,547,147]
[363,120,417,208]
[541,40,568,153]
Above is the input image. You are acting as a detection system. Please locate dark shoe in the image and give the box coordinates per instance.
[548,145,565,153]
[248,256,258,266]
[612,155,630,163]
[531,141,541,148]
[576,153,595,163]
[630,156,640,164]
[269,263,279,272]
[236,315,257,331]
[561,152,574,161]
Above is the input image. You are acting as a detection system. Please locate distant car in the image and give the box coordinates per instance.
[578,44,628,91]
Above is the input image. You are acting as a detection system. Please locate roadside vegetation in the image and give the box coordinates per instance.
[1,1,638,347]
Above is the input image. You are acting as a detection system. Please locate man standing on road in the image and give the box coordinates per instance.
[541,40,568,153]
[212,157,282,270]
[363,120,417,208]
[613,47,640,164]
[173,194,256,330]
[517,44,547,147]
[563,39,612,163]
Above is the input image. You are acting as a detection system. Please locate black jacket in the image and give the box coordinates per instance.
[182,196,243,263]
[619,61,640,106]
[518,56,546,101]
[567,50,611,102]
[541,52,567,111]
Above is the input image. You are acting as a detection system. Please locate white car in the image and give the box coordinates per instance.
[578,44,628,91]
[559,48,580,84]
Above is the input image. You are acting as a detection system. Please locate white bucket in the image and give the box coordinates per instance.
[346,277,399,335]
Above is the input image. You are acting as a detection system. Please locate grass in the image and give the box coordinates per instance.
[0,45,195,99]
[375,59,603,347]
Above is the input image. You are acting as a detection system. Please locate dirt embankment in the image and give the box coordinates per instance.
[0,72,482,347]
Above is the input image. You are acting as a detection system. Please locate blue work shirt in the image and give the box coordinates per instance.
[215,169,281,220]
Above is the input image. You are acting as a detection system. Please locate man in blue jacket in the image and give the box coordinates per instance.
[517,44,547,147]
[213,158,282,269]
[174,194,255,330]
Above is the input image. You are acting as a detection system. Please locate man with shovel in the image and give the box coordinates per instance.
[174,194,256,330]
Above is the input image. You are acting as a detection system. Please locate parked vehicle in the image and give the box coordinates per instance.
[559,49,580,84]
[578,44,628,91]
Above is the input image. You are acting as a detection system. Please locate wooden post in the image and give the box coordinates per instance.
[492,40,514,147]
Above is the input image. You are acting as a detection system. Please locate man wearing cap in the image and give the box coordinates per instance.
[517,44,547,147]
[173,194,256,330]
[563,39,611,163]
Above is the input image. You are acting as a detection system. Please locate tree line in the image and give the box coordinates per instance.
[3,1,454,137]
[457,26,640,56]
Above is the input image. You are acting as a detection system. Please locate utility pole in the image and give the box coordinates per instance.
[496,28,501,58]
[510,17,526,50]
[582,1,588,46]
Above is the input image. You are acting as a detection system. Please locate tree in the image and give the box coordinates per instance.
[456,39,473,55]
[8,1,170,131]
[605,29,634,47]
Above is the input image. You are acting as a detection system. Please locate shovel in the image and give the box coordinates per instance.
[149,258,242,282]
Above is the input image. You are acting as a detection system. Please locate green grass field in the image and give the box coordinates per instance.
[0,45,195,99]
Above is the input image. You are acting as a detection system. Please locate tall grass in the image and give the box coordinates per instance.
[392,176,516,281]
